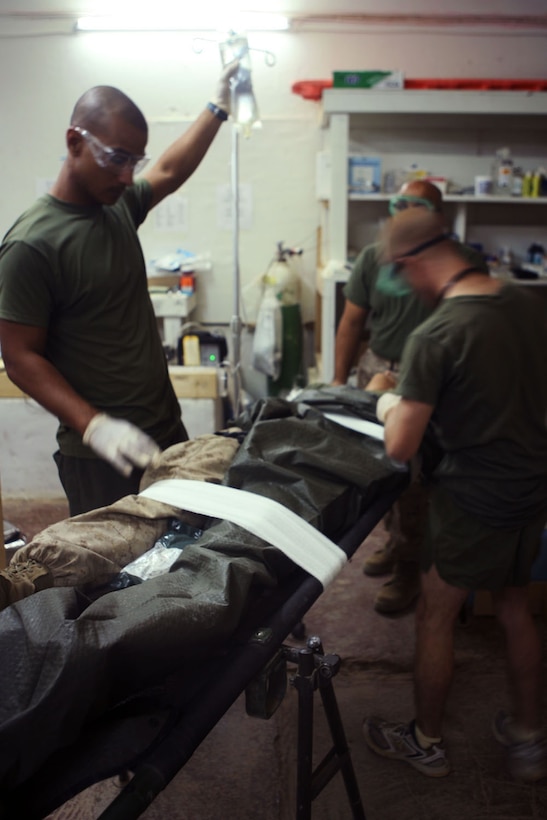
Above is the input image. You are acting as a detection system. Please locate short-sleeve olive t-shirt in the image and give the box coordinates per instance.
[396,284,547,528]
[0,180,182,456]
[343,241,488,362]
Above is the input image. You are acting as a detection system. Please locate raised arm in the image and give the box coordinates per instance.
[332,299,368,385]
[143,63,236,209]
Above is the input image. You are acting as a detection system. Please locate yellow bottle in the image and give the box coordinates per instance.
[522,171,533,198]
[531,171,541,198]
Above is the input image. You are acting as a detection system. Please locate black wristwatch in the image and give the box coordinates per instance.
[207,102,228,122]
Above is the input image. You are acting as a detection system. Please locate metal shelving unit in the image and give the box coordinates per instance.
[317,88,547,380]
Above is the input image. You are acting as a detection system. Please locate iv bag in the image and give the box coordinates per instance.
[220,32,261,137]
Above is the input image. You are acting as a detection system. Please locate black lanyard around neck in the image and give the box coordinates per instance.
[436,266,486,305]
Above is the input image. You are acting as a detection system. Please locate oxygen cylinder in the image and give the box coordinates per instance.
[263,248,301,307]
[264,242,305,397]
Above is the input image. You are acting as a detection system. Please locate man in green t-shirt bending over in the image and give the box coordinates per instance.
[0,73,234,518]
[333,180,487,614]
[363,207,547,782]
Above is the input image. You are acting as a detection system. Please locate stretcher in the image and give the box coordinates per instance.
[0,390,409,820]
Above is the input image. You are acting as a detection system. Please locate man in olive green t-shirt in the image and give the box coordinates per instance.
[333,180,488,614]
[0,73,234,518]
[363,207,547,783]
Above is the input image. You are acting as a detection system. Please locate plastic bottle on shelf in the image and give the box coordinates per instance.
[531,169,543,198]
[499,246,513,269]
[527,243,545,265]
[511,167,523,197]
[522,171,533,198]
[491,147,513,195]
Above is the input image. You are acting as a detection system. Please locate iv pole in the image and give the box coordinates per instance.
[194,34,274,420]
[225,36,274,419]
[230,122,242,418]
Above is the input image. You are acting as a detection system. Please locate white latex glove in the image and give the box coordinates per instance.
[83,413,161,477]
[213,60,240,114]
[376,392,402,424]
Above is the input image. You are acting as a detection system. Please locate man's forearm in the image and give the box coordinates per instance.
[4,352,97,436]
[380,397,434,463]
[333,327,361,384]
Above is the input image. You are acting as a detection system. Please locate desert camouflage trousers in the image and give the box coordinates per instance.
[11,433,241,590]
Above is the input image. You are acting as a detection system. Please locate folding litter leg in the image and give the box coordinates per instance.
[283,637,366,820]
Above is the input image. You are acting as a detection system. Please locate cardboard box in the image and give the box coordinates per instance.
[333,71,404,90]
[168,366,218,399]
[348,156,382,194]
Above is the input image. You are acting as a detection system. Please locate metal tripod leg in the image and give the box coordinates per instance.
[284,638,366,820]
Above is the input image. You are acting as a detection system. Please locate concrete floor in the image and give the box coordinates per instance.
[3,497,547,820]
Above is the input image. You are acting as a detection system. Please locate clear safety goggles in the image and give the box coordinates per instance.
[72,126,150,175]
[388,195,437,217]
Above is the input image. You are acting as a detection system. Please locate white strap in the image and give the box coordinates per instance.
[323,412,384,441]
[139,479,347,587]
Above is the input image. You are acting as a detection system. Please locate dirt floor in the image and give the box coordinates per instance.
[2,498,547,820]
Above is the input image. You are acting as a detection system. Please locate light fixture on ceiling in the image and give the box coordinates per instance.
[75,13,289,32]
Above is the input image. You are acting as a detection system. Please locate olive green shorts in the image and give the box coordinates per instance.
[422,485,546,590]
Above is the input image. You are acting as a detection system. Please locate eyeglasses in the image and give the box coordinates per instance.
[72,126,149,175]
[388,195,437,217]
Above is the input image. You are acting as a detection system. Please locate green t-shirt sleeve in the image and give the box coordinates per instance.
[0,242,54,327]
[121,178,153,228]
[343,243,381,308]
[0,180,153,329]
[396,331,446,407]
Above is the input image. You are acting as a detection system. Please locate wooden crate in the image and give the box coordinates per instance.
[0,365,218,401]
[168,366,218,399]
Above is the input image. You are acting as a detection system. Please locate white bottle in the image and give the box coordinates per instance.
[492,148,513,195]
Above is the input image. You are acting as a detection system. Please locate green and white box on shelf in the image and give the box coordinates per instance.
[333,71,404,89]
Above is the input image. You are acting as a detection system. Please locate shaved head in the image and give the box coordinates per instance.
[70,86,147,138]
[399,179,443,211]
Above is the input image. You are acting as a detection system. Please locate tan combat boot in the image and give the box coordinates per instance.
[373,562,420,614]
[363,540,395,577]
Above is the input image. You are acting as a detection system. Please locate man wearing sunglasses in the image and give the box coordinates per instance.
[333,180,487,615]
[363,206,547,782]
[0,71,234,517]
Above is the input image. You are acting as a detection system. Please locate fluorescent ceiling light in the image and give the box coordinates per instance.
[75,13,289,32]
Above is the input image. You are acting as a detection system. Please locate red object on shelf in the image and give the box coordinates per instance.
[405,78,547,91]
[291,79,332,100]
[291,77,547,101]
